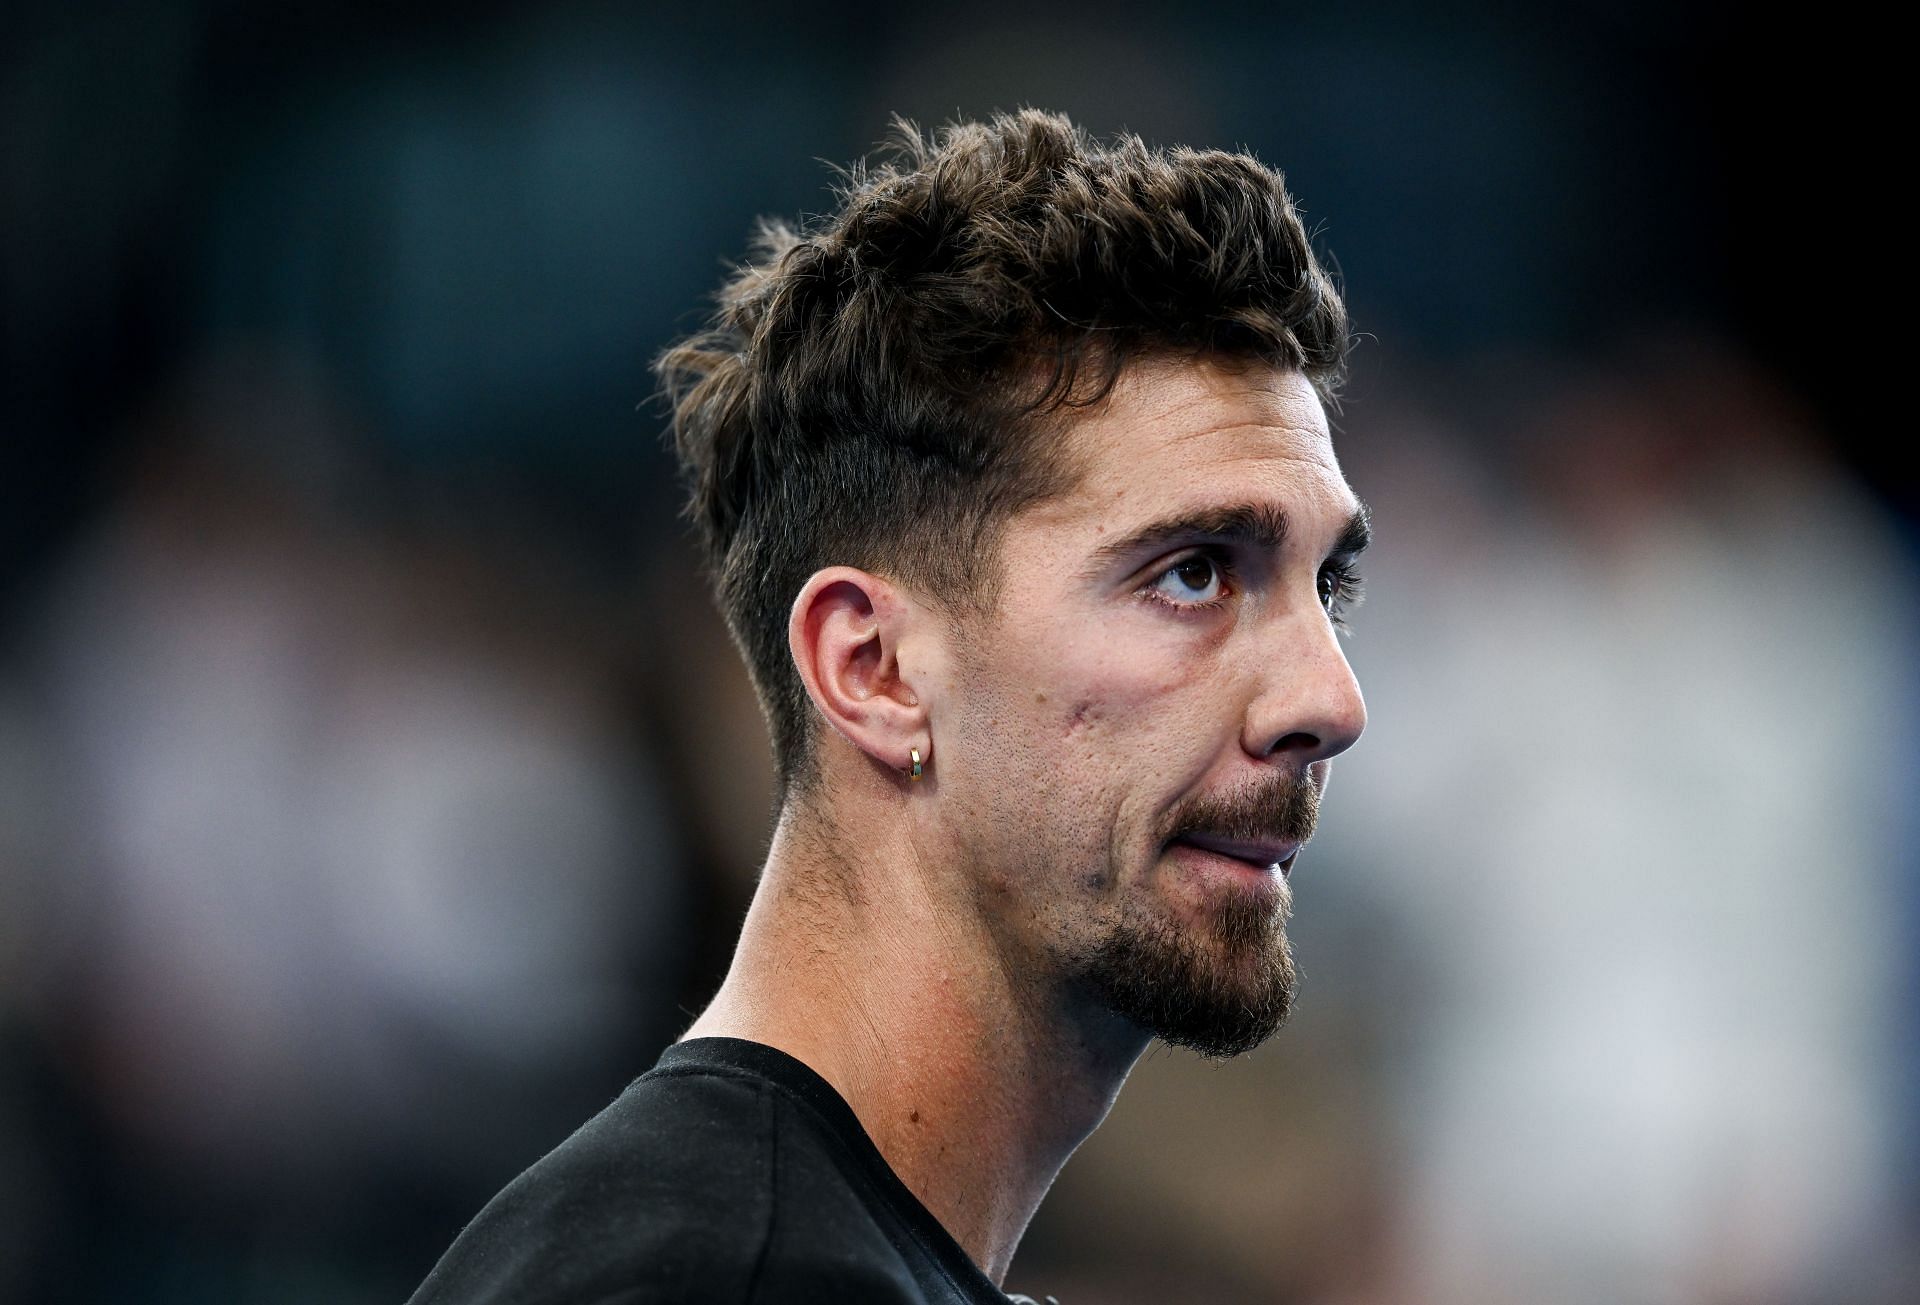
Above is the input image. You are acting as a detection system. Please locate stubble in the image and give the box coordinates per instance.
[1077,771,1319,1058]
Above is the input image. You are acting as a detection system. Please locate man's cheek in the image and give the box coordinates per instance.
[1061,697,1106,741]
[1051,662,1187,749]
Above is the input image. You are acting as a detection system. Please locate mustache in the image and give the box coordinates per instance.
[1159,771,1320,849]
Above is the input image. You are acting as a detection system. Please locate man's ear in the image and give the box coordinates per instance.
[788,567,929,777]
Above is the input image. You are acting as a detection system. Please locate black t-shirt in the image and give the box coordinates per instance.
[408,1037,1054,1304]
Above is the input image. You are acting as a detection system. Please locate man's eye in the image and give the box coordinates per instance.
[1148,554,1226,605]
[1318,560,1366,627]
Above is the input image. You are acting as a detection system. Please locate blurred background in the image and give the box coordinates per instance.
[2,2,1912,1302]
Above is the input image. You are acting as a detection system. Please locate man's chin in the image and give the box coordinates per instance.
[1078,891,1296,1060]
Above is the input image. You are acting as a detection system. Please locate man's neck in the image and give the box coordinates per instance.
[680,803,1149,1285]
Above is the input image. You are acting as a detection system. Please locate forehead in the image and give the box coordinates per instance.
[1032,359,1353,537]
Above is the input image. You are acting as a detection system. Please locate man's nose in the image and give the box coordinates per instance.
[1242,612,1368,767]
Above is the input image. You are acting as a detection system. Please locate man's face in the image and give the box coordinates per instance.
[934,359,1368,1058]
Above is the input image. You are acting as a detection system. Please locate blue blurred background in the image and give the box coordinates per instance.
[2,3,1913,1302]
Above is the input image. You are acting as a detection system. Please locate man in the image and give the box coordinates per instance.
[410,109,1369,1304]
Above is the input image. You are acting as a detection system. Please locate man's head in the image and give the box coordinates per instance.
[661,110,1365,1056]
[661,110,1349,788]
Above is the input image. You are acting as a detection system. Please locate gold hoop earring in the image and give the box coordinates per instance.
[908,747,924,782]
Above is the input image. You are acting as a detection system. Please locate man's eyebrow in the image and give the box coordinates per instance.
[1332,501,1373,560]
[1081,503,1293,576]
[1082,499,1373,577]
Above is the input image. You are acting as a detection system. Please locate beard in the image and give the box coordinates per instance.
[1075,770,1319,1059]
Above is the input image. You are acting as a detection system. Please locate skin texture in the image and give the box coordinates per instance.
[682,358,1368,1285]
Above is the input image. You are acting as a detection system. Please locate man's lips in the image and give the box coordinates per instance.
[1173,831,1302,875]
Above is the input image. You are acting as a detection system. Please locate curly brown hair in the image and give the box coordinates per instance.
[658,109,1349,794]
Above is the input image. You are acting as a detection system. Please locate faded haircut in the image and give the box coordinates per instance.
[657,109,1349,794]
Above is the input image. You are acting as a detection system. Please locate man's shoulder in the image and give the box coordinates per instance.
[407,1055,939,1305]
[408,1065,773,1305]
